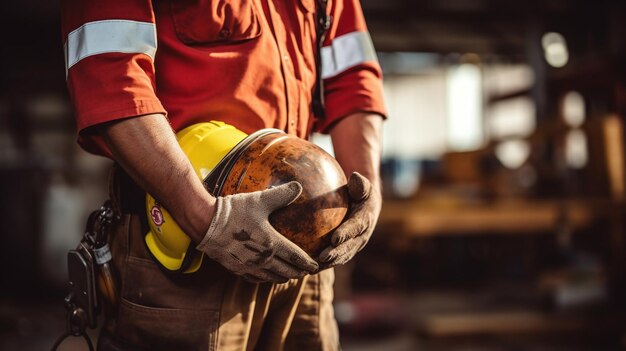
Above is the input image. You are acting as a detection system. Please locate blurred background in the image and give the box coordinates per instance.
[2,0,626,350]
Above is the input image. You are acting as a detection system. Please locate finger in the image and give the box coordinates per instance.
[261,181,303,210]
[318,236,367,266]
[260,268,291,283]
[330,215,366,246]
[242,273,266,284]
[347,172,371,202]
[265,257,309,280]
[318,244,341,264]
[356,236,369,253]
[242,271,288,284]
[242,241,276,265]
[269,227,319,272]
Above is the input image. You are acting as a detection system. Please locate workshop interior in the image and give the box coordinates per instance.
[3,0,626,350]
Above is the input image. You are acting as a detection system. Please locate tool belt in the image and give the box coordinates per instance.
[52,166,143,351]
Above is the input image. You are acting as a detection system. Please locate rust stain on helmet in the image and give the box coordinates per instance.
[213,132,349,258]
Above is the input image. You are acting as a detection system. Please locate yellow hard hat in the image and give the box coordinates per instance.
[145,121,349,274]
[145,121,249,273]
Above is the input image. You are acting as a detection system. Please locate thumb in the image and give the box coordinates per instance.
[260,181,303,210]
[347,172,371,202]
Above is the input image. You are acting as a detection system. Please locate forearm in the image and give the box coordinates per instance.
[329,113,383,192]
[101,114,215,243]
[319,112,383,266]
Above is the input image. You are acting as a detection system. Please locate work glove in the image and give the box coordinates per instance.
[196,181,319,283]
[318,172,381,268]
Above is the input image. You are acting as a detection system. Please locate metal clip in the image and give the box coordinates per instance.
[50,292,95,351]
[52,201,120,350]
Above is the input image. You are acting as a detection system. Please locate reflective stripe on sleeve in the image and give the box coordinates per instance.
[64,20,157,74]
[321,31,377,80]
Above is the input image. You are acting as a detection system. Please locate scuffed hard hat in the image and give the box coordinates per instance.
[145,121,348,274]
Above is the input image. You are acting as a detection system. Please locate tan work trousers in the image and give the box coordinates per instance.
[98,170,339,351]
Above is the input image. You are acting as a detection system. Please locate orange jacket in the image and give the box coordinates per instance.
[62,0,386,157]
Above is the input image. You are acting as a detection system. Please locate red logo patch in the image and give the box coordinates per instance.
[150,205,164,226]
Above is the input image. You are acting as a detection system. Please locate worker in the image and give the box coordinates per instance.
[61,0,386,349]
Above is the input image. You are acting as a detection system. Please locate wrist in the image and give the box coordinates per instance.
[186,193,217,243]
[168,190,216,244]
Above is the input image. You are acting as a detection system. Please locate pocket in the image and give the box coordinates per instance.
[115,229,226,350]
[170,0,262,46]
[116,297,219,351]
[121,255,226,311]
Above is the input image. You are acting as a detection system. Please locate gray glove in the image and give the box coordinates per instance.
[318,172,381,268]
[196,181,319,283]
